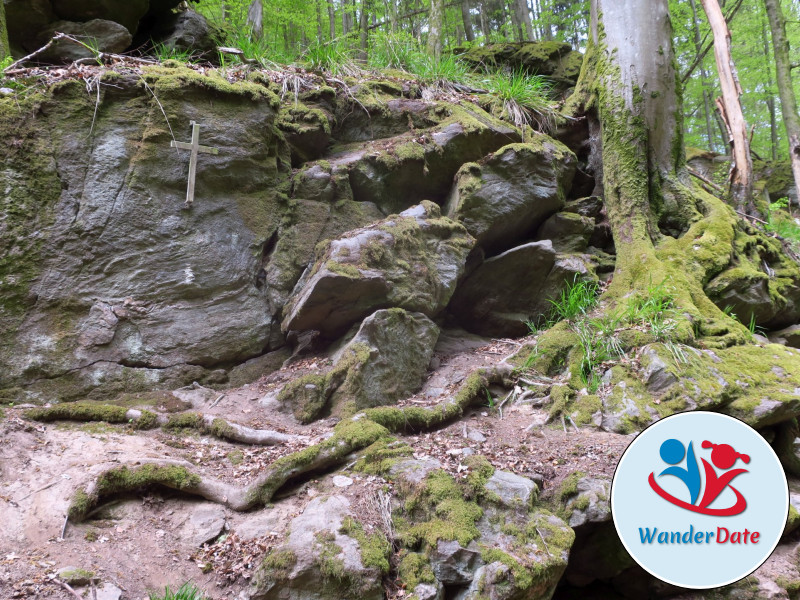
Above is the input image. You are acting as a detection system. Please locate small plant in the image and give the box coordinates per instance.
[368,31,421,70]
[151,41,198,63]
[149,582,208,600]
[547,275,600,323]
[483,387,495,408]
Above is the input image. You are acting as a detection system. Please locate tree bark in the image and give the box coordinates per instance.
[428,0,444,60]
[461,0,475,41]
[509,0,523,40]
[0,0,8,62]
[700,0,755,215]
[479,1,491,40]
[764,0,800,205]
[247,0,264,39]
[360,0,369,53]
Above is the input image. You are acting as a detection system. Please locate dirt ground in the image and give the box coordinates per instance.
[1,329,797,599]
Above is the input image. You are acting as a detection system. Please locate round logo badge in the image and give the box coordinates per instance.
[611,411,788,588]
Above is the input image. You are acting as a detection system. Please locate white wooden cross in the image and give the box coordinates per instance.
[171,121,219,208]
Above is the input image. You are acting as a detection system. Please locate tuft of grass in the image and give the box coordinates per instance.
[150,41,198,63]
[149,582,208,600]
[368,31,420,70]
[302,39,362,76]
[479,67,559,132]
[547,275,600,323]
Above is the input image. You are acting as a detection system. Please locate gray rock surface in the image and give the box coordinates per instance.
[770,324,800,348]
[282,202,474,337]
[149,9,219,56]
[564,476,611,528]
[535,211,595,253]
[250,495,385,600]
[444,140,576,255]
[182,503,227,547]
[484,470,538,510]
[449,241,596,337]
[37,19,133,63]
[431,540,483,584]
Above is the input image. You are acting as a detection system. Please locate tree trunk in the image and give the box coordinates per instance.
[700,0,755,214]
[360,0,369,53]
[428,0,444,60]
[509,0,523,41]
[317,0,324,41]
[761,11,779,161]
[461,0,474,41]
[764,0,800,205]
[329,0,337,39]
[689,0,718,153]
[247,0,264,39]
[0,0,8,62]
[515,0,534,40]
[479,1,491,40]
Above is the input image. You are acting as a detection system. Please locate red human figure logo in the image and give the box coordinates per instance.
[698,440,750,511]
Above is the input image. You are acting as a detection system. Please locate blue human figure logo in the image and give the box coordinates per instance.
[658,438,701,505]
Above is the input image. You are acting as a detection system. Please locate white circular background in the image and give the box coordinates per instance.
[611,411,788,589]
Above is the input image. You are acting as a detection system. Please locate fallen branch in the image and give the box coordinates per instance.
[688,167,724,193]
[51,579,83,600]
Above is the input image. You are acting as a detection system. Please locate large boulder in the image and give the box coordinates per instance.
[449,241,596,337]
[0,72,288,400]
[250,495,387,600]
[279,309,440,422]
[36,19,133,63]
[444,139,576,255]
[282,201,474,338]
[331,104,520,214]
[50,0,149,34]
[148,9,221,58]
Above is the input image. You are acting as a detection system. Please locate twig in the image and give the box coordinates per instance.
[15,479,60,502]
[519,376,555,385]
[91,578,98,600]
[497,388,516,420]
[687,167,724,193]
[61,513,69,539]
[209,394,225,408]
[561,415,568,433]
[3,35,61,72]
[139,76,177,143]
[569,416,579,433]
[735,210,769,225]
[536,527,552,556]
[52,579,84,600]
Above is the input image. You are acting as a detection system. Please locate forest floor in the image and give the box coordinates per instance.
[1,328,796,600]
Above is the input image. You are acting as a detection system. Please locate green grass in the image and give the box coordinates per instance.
[368,31,420,71]
[150,41,199,63]
[478,67,558,131]
[302,39,361,76]
[149,582,208,600]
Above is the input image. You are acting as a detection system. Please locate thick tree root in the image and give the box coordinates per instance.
[66,367,510,522]
[25,403,296,446]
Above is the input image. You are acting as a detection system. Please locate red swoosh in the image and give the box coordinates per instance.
[648,472,747,516]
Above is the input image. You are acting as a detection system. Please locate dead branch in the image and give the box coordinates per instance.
[52,579,83,600]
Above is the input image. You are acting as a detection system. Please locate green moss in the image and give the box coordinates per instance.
[134,410,159,430]
[164,412,204,430]
[227,450,244,466]
[69,465,200,521]
[463,455,496,501]
[558,471,586,501]
[261,549,297,581]
[326,260,361,278]
[141,64,278,105]
[397,551,436,591]
[353,437,413,475]
[209,418,235,439]
[26,402,130,423]
[340,517,391,573]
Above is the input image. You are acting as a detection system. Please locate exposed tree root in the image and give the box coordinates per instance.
[66,367,510,522]
[25,403,297,446]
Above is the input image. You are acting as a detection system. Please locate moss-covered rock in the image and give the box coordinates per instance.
[444,139,577,255]
[282,202,474,337]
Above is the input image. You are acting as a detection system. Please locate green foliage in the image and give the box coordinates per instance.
[478,67,558,131]
[302,40,361,76]
[150,42,198,63]
[527,275,599,333]
[148,582,208,600]
[766,197,800,253]
[368,31,420,70]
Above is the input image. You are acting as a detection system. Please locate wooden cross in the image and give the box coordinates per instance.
[170,121,219,208]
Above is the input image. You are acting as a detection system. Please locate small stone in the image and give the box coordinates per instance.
[466,429,486,443]
[95,583,123,600]
[332,475,353,487]
[0,88,14,95]
[182,504,226,547]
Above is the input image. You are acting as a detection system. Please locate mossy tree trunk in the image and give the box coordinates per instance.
[552,0,749,359]
[764,0,800,206]
[0,0,9,62]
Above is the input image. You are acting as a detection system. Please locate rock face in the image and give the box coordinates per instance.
[444,140,576,255]
[250,495,387,600]
[449,241,596,337]
[37,19,133,62]
[282,202,474,338]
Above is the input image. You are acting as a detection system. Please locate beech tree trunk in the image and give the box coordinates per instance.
[428,0,444,60]
[514,0,533,40]
[479,1,491,40]
[700,0,755,215]
[764,0,800,205]
[689,0,718,152]
[329,0,337,39]
[247,0,264,39]
[461,0,474,41]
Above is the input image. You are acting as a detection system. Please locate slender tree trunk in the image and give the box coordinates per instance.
[689,0,718,153]
[461,0,475,41]
[317,0,324,40]
[700,0,755,214]
[479,1,491,40]
[509,0,523,40]
[389,0,398,31]
[765,0,800,204]
[329,0,337,39]
[517,0,534,40]
[360,0,369,52]
[247,0,264,39]
[761,9,779,161]
[428,0,444,60]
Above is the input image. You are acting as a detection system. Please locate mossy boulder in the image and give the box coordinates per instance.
[250,495,386,600]
[36,19,132,63]
[449,241,597,337]
[282,202,474,338]
[455,41,584,87]
[279,308,440,421]
[444,139,577,255]
[333,103,520,214]
[536,211,595,253]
